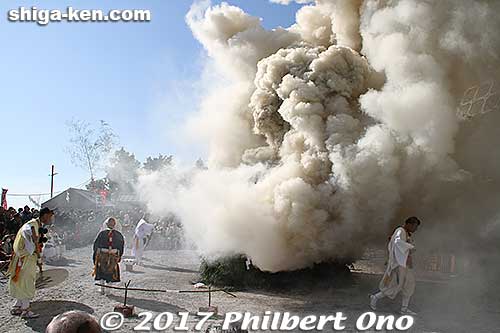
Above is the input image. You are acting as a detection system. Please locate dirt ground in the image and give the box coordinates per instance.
[1,246,499,333]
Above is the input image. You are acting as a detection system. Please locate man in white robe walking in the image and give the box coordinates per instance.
[370,216,421,315]
[131,216,154,266]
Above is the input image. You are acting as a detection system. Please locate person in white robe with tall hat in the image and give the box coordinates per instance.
[131,215,154,266]
[370,216,421,315]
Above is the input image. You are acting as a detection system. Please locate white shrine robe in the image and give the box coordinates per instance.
[131,219,154,264]
[378,227,416,299]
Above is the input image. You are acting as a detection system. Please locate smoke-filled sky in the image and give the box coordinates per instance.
[2,0,498,272]
[0,0,302,208]
[138,0,500,272]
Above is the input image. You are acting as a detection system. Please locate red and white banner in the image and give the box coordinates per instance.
[98,190,108,204]
[1,188,8,209]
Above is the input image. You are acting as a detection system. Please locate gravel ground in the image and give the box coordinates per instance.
[1,246,499,333]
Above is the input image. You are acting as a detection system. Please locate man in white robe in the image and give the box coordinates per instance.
[370,216,421,315]
[131,217,154,265]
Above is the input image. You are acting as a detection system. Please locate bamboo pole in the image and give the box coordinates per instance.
[178,289,237,298]
[94,283,166,293]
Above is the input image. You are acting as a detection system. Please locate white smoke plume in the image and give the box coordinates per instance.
[270,0,314,5]
[138,0,500,272]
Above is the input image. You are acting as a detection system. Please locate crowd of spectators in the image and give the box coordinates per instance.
[1,205,39,236]
[149,213,185,250]
[1,206,41,267]
[58,207,187,251]
[0,204,186,271]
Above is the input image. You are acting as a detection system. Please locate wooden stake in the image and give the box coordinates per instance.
[94,283,166,293]
[124,280,131,306]
[178,289,237,298]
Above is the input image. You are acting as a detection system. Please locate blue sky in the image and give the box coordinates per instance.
[0,0,302,207]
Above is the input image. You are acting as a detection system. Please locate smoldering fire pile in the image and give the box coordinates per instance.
[137,0,500,274]
[199,256,352,289]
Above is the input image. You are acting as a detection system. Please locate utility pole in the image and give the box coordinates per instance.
[50,165,58,198]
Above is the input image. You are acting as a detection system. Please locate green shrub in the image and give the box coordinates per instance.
[200,255,352,290]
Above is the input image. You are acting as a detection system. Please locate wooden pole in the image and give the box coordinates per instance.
[49,165,58,199]
[178,289,237,298]
[94,283,166,293]
[208,286,211,307]
[50,165,55,198]
[124,280,131,306]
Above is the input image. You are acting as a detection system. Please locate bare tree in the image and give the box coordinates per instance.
[66,119,117,181]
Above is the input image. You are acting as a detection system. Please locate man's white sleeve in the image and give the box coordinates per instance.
[21,225,36,255]
[393,228,415,267]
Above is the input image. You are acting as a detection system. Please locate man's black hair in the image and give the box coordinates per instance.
[405,216,421,226]
[39,207,54,218]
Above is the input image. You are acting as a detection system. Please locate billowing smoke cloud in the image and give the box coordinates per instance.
[138,0,500,272]
[270,0,314,5]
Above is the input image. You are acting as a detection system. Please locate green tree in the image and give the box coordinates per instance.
[195,158,207,170]
[86,178,110,192]
[106,148,141,195]
[143,154,173,171]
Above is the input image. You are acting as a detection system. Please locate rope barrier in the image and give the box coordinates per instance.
[4,178,92,197]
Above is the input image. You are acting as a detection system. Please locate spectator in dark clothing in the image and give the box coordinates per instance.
[7,207,16,219]
[0,207,6,238]
[20,205,32,223]
[1,234,14,257]
[6,214,21,235]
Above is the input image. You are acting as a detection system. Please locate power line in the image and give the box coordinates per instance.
[74,178,92,188]
[7,192,54,197]
[5,178,92,197]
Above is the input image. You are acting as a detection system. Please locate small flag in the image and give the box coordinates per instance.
[1,188,8,209]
